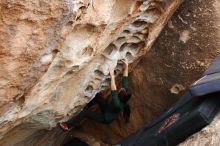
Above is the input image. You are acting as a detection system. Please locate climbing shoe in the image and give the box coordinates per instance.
[59,122,69,131]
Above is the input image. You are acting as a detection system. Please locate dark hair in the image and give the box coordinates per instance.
[119,88,132,123]
[123,104,131,123]
[118,88,132,103]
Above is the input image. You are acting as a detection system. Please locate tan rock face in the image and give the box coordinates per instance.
[70,0,220,145]
[3,0,219,145]
[0,0,183,145]
[0,0,65,105]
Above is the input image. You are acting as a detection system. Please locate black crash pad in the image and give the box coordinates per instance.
[116,55,220,146]
[203,54,220,75]
[190,54,220,97]
[116,93,220,146]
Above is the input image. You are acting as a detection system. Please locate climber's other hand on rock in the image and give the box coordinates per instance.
[121,59,128,68]
[109,66,115,77]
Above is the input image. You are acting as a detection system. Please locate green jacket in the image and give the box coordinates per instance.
[104,76,128,123]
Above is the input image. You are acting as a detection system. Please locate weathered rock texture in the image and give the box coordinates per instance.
[74,0,220,145]
[1,0,220,145]
[0,0,183,145]
[178,0,220,145]
[129,0,220,146]
[130,0,220,146]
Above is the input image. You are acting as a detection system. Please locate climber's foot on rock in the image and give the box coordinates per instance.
[59,122,70,131]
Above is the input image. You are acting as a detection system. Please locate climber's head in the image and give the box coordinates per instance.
[118,87,132,103]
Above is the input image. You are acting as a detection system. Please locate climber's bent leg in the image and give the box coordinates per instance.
[65,109,88,128]
[60,93,108,131]
[60,110,88,130]
[84,110,106,123]
[64,109,106,129]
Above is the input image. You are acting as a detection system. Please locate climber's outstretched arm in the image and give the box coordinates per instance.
[109,67,117,90]
[122,59,128,77]
[122,60,129,88]
[109,66,122,110]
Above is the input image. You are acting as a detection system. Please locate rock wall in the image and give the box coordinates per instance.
[1,0,220,145]
[178,0,220,145]
[0,0,183,145]
[76,0,220,145]
[129,0,220,146]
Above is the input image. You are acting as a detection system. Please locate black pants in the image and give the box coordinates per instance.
[66,93,109,128]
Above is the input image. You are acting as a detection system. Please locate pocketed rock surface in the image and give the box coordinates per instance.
[0,0,220,146]
[0,0,183,145]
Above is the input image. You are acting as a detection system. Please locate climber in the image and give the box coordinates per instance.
[59,60,132,131]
